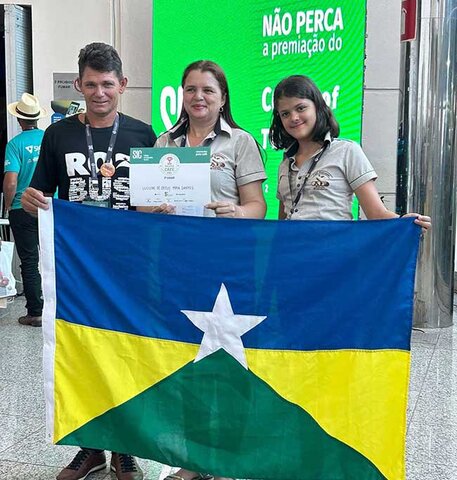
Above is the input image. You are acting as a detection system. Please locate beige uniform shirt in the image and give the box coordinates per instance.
[155,117,266,210]
[277,138,377,220]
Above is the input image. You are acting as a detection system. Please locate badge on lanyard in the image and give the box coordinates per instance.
[83,113,119,207]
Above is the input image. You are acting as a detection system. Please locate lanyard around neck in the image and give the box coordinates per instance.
[85,113,119,180]
[288,142,329,218]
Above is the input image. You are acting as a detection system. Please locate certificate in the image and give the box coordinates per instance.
[129,147,211,216]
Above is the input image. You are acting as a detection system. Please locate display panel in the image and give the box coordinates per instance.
[152,1,366,218]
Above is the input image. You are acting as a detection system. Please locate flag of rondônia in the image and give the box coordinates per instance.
[39,199,420,480]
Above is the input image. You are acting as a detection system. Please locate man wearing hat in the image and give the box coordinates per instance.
[3,93,47,327]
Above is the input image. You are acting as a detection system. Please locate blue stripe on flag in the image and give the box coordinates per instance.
[52,199,420,351]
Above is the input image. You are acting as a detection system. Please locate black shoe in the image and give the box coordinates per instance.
[110,453,144,480]
[18,314,42,327]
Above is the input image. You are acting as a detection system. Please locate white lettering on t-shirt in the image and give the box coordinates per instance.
[65,152,91,177]
[65,151,131,177]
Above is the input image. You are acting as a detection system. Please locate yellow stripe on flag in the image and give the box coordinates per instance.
[246,348,409,480]
[53,319,198,442]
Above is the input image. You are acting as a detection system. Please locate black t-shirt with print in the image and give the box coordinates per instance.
[31,113,156,209]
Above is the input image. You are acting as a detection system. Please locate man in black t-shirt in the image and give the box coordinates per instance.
[32,111,155,209]
[23,49,156,213]
[22,42,153,480]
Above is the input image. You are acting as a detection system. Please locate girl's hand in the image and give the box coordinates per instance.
[402,213,431,233]
[205,201,245,218]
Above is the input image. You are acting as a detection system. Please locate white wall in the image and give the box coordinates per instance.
[2,0,114,129]
[363,0,402,213]
[32,0,114,128]
[117,0,152,123]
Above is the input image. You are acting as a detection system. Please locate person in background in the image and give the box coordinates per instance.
[3,93,47,327]
[269,75,431,230]
[21,42,155,480]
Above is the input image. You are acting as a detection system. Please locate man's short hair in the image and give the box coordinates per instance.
[78,42,123,80]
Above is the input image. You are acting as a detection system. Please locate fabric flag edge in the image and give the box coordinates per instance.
[38,200,57,443]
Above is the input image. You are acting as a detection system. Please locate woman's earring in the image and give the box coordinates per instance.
[219,106,224,113]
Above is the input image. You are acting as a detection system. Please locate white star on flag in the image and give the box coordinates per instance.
[181,283,267,369]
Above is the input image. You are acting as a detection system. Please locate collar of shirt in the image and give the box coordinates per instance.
[284,131,333,165]
[169,116,232,145]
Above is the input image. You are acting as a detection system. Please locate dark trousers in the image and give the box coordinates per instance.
[9,208,43,316]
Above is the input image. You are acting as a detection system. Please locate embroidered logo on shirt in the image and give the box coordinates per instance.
[310,170,332,190]
[210,153,228,170]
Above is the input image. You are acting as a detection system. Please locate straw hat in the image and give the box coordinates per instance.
[7,93,47,120]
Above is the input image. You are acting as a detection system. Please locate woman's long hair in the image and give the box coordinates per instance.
[269,75,340,150]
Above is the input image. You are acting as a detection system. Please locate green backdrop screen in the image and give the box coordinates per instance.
[152,1,366,218]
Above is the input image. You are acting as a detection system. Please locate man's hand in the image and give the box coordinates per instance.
[137,204,176,214]
[21,187,49,216]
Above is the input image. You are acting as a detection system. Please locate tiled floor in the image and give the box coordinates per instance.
[1,296,456,479]
[0,297,162,480]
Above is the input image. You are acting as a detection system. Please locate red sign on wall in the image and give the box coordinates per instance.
[401,0,417,41]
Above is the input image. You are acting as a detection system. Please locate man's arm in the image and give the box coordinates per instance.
[3,172,18,212]
[3,140,21,213]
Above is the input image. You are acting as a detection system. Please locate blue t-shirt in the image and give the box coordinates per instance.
[4,129,44,209]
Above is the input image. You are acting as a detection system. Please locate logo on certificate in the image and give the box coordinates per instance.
[159,153,181,176]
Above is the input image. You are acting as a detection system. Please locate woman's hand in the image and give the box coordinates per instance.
[137,203,176,214]
[402,213,431,233]
[205,201,245,218]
